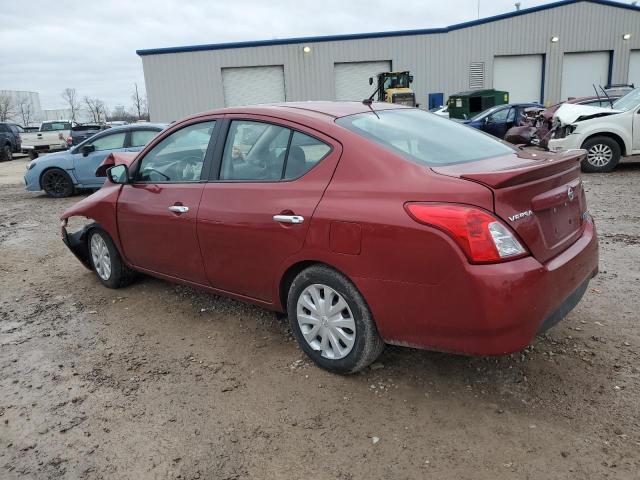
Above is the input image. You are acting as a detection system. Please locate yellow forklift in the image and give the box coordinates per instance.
[366,71,417,107]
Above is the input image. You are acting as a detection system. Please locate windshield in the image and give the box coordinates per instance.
[612,88,640,112]
[383,74,410,90]
[469,106,501,122]
[336,108,515,166]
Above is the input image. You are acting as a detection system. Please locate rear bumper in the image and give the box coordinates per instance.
[356,218,599,356]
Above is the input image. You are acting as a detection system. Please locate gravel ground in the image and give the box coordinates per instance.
[1,154,639,479]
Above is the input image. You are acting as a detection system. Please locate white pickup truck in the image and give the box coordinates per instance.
[21,120,73,159]
[548,88,640,173]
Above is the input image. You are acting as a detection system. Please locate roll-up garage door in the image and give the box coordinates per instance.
[222,66,285,107]
[493,55,544,103]
[334,61,391,101]
[560,52,610,100]
[629,50,640,86]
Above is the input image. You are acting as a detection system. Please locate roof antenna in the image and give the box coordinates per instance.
[363,79,381,118]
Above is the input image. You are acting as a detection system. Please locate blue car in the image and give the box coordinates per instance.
[463,103,542,139]
[25,124,165,197]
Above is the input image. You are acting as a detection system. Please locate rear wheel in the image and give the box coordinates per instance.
[581,136,621,173]
[88,229,135,289]
[0,144,11,162]
[41,168,74,197]
[287,265,384,374]
[28,150,38,160]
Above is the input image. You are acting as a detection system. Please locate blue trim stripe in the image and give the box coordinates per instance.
[136,0,640,57]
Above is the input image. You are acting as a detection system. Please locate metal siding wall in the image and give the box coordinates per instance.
[142,2,640,122]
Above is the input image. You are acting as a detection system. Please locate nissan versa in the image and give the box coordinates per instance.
[60,102,599,374]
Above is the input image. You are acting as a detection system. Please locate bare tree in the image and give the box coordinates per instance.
[0,94,16,122]
[17,94,34,126]
[61,88,80,122]
[84,97,107,123]
[131,83,144,119]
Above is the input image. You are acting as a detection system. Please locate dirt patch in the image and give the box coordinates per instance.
[1,156,639,479]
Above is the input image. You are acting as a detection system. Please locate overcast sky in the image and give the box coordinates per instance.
[0,0,626,111]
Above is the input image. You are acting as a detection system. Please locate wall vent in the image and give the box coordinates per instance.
[469,62,485,89]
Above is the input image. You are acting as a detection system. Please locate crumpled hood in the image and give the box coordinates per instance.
[553,103,621,125]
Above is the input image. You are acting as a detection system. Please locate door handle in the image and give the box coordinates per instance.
[168,205,189,214]
[273,214,304,224]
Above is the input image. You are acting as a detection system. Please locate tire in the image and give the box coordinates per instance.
[87,228,136,289]
[581,136,621,173]
[287,265,384,374]
[41,168,74,198]
[0,144,11,162]
[28,150,38,160]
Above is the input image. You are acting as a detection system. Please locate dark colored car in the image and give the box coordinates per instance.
[70,123,109,146]
[463,103,543,139]
[60,102,598,374]
[0,122,23,161]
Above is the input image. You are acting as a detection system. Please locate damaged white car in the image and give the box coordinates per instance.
[548,88,640,173]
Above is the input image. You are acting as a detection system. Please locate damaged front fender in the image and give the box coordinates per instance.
[60,182,124,268]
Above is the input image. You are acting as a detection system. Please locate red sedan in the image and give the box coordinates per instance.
[60,102,598,373]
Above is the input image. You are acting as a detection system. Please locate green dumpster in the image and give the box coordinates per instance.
[447,89,509,119]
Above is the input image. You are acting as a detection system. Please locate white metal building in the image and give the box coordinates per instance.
[0,90,42,126]
[138,0,640,122]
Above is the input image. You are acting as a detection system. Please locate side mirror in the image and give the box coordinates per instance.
[107,164,129,184]
[409,75,414,83]
[369,77,373,86]
[81,144,95,157]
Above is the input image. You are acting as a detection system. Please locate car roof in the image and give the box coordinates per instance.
[106,123,166,132]
[181,101,407,124]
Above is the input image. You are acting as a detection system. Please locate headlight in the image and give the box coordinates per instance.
[26,161,35,170]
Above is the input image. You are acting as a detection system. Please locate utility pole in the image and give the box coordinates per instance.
[477,0,480,19]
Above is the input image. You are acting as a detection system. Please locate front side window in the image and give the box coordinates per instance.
[91,132,126,151]
[220,120,331,181]
[136,121,215,183]
[336,108,515,166]
[131,129,160,148]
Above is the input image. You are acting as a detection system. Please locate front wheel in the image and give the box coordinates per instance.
[581,136,621,173]
[287,265,384,374]
[0,144,11,162]
[88,229,136,289]
[41,168,74,197]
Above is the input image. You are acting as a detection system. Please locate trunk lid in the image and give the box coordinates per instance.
[432,149,588,264]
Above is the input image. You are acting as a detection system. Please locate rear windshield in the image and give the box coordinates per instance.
[41,122,71,131]
[336,108,514,166]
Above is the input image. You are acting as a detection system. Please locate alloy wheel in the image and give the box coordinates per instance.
[90,234,112,281]
[296,284,356,360]
[587,144,613,167]
[43,171,70,196]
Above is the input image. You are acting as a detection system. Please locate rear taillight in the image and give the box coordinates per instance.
[405,203,528,264]
[66,136,72,146]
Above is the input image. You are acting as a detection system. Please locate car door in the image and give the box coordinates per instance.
[73,131,127,186]
[484,107,513,138]
[126,128,161,152]
[116,120,219,284]
[197,116,342,302]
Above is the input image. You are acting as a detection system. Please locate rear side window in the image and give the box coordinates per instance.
[336,108,514,166]
[130,129,159,147]
[284,132,331,180]
[220,120,330,181]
